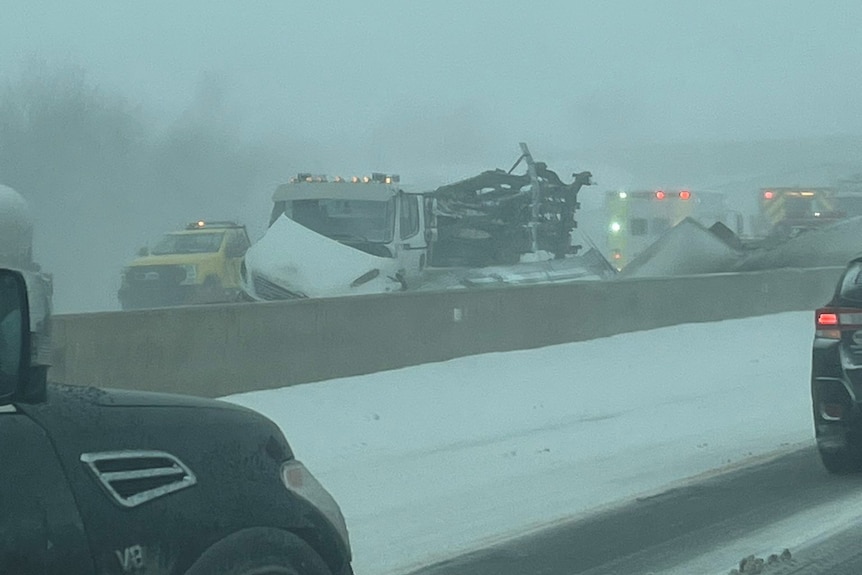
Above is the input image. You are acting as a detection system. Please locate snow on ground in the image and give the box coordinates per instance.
[226,311,815,575]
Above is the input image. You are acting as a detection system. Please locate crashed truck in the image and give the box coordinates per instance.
[241,144,607,300]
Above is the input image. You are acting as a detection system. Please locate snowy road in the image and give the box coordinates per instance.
[226,311,819,575]
[408,446,862,575]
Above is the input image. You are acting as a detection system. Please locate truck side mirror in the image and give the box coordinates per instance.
[0,269,30,404]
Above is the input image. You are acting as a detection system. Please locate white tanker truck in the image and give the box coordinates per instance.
[0,183,52,396]
[0,184,36,270]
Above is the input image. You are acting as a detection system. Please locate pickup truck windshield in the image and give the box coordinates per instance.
[285,199,395,244]
[152,232,225,255]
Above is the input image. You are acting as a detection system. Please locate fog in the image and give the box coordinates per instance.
[2,1,861,311]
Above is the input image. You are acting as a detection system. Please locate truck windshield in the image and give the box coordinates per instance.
[285,198,395,243]
[152,232,225,255]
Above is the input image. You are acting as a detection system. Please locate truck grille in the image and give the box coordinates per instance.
[127,265,187,287]
[252,274,304,300]
[81,450,197,508]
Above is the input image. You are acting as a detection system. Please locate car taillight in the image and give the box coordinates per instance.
[816,308,841,339]
[817,312,838,326]
[815,308,862,339]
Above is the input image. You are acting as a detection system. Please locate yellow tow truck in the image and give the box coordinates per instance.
[118,220,251,310]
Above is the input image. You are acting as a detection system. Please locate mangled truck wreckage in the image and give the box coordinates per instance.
[241,144,610,301]
[431,145,594,266]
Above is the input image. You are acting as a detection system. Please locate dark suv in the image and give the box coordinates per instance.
[812,256,862,473]
[0,268,352,575]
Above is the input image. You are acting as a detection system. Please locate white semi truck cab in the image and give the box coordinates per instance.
[243,173,433,300]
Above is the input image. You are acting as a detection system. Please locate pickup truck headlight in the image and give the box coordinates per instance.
[281,460,351,555]
[179,264,198,285]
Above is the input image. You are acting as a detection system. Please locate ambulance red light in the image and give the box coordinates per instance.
[679,190,691,200]
[655,190,666,200]
[764,190,775,200]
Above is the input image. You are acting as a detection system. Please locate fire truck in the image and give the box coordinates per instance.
[755,186,862,238]
[604,188,733,268]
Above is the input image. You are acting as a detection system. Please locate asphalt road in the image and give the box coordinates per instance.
[404,446,862,575]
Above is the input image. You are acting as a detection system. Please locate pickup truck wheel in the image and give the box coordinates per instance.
[201,276,224,303]
[185,528,333,575]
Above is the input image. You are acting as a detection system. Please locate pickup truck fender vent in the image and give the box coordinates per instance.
[80,450,197,508]
[252,273,304,300]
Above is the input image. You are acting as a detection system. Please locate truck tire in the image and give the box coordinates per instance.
[184,528,333,575]
[201,276,224,304]
[818,446,862,474]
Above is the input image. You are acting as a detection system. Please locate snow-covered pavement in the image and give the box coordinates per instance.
[226,311,816,575]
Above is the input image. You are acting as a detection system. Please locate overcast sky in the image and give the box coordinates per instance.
[3,0,861,160]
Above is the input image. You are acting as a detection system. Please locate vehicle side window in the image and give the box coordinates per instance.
[0,275,22,386]
[400,195,420,239]
[225,232,249,257]
[630,218,648,236]
[269,201,287,227]
[840,262,862,302]
[237,232,251,251]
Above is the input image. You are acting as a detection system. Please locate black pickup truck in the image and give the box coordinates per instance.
[0,268,352,575]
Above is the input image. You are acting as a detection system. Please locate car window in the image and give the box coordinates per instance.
[225,231,249,256]
[839,262,862,302]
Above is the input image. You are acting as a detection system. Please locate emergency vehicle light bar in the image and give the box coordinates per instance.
[291,173,400,184]
[186,220,240,230]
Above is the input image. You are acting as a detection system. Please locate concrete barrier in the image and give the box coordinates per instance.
[50,267,844,397]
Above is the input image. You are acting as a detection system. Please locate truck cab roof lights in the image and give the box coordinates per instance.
[185,221,241,230]
[290,174,329,183]
[764,190,775,199]
[290,174,400,185]
[655,190,666,200]
[371,173,400,184]
[679,190,691,200]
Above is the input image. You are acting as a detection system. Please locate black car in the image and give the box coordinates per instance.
[0,268,352,575]
[812,256,862,473]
